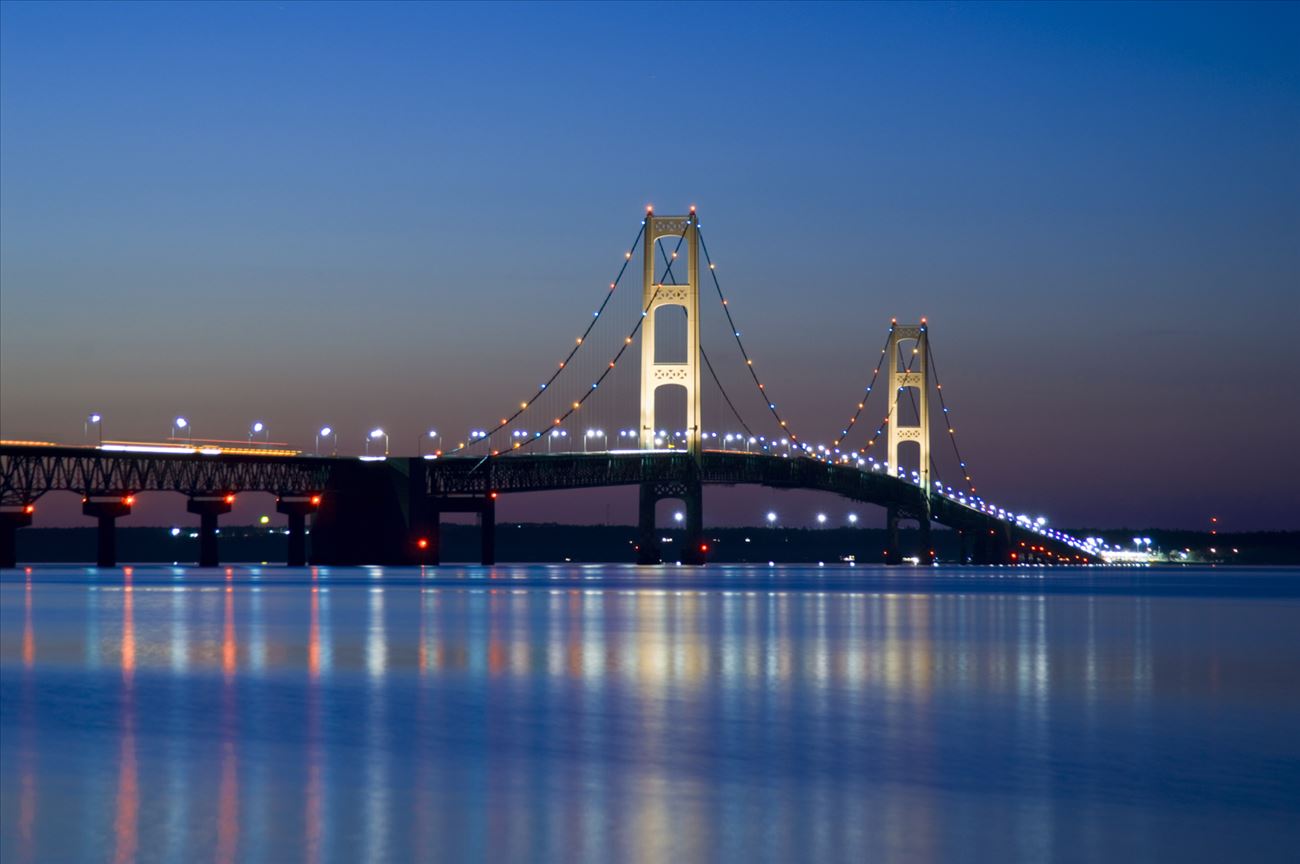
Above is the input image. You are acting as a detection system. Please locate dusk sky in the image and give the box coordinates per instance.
[2,1,1297,530]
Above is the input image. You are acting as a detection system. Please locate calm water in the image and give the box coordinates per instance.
[1,565,1298,864]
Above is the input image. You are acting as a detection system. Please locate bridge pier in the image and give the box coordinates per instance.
[884,506,901,565]
[187,496,233,567]
[919,515,933,565]
[417,494,496,566]
[883,505,934,565]
[0,507,34,569]
[83,497,133,567]
[276,496,320,566]
[637,479,704,565]
[973,525,1013,565]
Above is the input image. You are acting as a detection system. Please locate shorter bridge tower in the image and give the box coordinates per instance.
[885,320,933,564]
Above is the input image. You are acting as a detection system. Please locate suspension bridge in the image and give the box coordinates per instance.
[0,207,1104,568]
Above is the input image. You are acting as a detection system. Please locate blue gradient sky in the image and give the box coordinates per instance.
[2,1,1298,530]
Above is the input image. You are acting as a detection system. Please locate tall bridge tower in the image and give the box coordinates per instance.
[639,210,701,456]
[637,209,704,564]
[885,320,933,563]
[886,320,930,490]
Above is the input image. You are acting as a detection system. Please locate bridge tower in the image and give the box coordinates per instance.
[637,209,704,564]
[640,209,701,455]
[885,320,933,564]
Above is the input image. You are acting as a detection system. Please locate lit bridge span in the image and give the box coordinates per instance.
[0,206,1104,568]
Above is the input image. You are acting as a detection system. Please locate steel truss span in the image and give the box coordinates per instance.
[0,445,331,504]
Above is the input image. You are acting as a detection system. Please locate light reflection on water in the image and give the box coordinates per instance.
[1,564,1299,863]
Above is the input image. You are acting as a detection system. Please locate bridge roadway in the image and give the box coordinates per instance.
[0,443,1098,567]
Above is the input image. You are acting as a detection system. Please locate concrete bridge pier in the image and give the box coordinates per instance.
[637,479,704,565]
[884,506,901,565]
[83,497,133,567]
[187,496,233,567]
[417,494,496,566]
[973,525,1013,565]
[276,496,319,566]
[958,529,973,565]
[0,506,34,569]
[919,514,933,565]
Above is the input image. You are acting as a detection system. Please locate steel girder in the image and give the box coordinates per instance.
[0,445,332,504]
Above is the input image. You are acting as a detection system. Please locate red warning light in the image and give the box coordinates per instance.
[417,538,429,550]
[700,544,709,553]
[122,495,135,506]
[224,494,235,505]
[310,495,321,506]
[489,491,498,500]
[23,504,35,515]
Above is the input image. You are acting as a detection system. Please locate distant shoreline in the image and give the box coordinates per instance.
[11,525,1299,566]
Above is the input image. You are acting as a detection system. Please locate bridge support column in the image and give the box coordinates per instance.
[83,497,133,568]
[884,506,901,565]
[187,497,233,567]
[958,529,972,565]
[636,485,661,565]
[0,507,34,569]
[637,478,704,566]
[479,495,496,566]
[276,496,320,566]
[919,514,934,566]
[420,500,441,565]
[418,494,495,566]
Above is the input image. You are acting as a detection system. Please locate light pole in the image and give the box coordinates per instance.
[172,416,190,443]
[584,429,606,452]
[85,413,103,445]
[548,428,567,453]
[367,427,389,456]
[316,426,335,456]
[420,429,441,457]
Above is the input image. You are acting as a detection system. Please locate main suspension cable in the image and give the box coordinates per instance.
[450,219,647,453]
[832,324,894,449]
[926,335,977,494]
[697,227,802,446]
[484,217,694,457]
[653,241,760,444]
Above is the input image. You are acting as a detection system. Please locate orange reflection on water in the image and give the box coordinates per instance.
[114,567,137,864]
[217,572,240,864]
[18,570,36,864]
[223,583,237,678]
[308,585,321,679]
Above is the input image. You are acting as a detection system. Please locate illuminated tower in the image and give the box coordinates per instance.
[639,209,701,457]
[886,320,930,492]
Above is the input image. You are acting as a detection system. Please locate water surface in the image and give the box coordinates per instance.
[2,564,1298,863]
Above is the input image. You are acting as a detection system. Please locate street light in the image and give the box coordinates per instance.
[249,421,267,443]
[367,427,389,456]
[674,512,684,523]
[847,513,859,525]
[816,513,827,526]
[172,416,190,442]
[548,428,568,453]
[421,429,441,456]
[85,413,103,445]
[766,511,777,526]
[316,426,336,456]
[584,429,606,452]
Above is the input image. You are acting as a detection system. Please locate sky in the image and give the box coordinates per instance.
[2,1,1298,531]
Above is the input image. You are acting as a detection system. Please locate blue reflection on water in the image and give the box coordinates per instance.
[2,564,1299,863]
